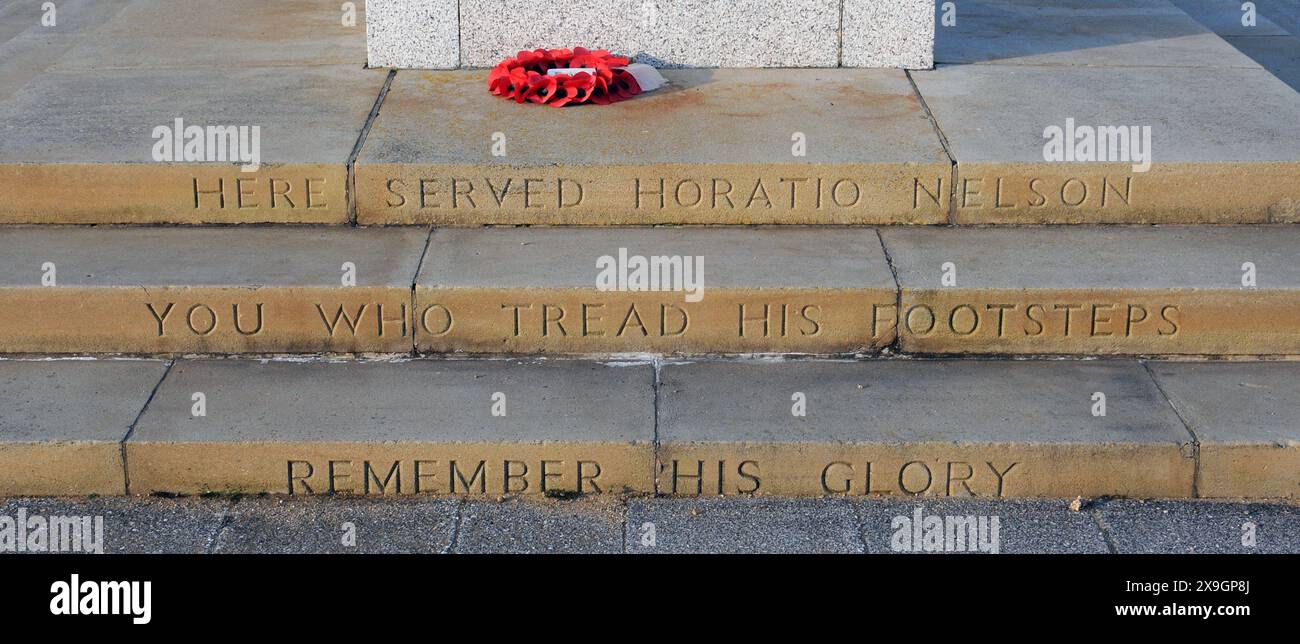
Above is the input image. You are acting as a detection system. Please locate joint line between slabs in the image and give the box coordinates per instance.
[837,0,845,67]
[409,225,436,355]
[904,69,958,224]
[347,68,397,225]
[1088,505,1120,554]
[204,499,237,554]
[651,356,663,497]
[874,228,903,354]
[119,359,175,496]
[443,498,466,554]
[1142,360,1201,498]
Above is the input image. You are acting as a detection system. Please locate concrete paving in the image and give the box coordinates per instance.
[1,495,1293,554]
[1169,0,1290,36]
[48,0,367,71]
[934,0,1264,68]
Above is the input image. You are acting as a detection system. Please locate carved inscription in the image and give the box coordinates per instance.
[379,175,947,212]
[415,291,893,353]
[142,301,411,338]
[659,459,1021,497]
[286,458,607,495]
[901,301,1180,340]
[958,175,1136,210]
[191,176,329,210]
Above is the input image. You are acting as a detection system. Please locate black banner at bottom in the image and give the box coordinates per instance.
[0,554,1286,628]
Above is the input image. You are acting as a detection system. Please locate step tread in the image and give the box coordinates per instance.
[0,227,428,287]
[881,226,1300,289]
[420,227,892,289]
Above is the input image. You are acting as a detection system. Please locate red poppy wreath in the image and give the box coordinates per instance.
[487,47,666,106]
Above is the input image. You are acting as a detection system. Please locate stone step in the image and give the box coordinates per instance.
[2,356,1295,498]
[0,227,429,354]
[882,226,1300,355]
[4,225,1300,356]
[365,0,934,69]
[5,0,1299,226]
[358,58,1300,225]
[355,68,953,226]
[0,65,387,225]
[415,227,898,354]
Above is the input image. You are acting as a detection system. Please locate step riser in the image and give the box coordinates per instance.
[365,0,936,70]
[4,358,1294,499]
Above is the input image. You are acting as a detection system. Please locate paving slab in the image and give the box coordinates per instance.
[0,65,388,224]
[415,227,898,354]
[933,0,1264,68]
[366,0,459,69]
[0,0,131,101]
[1170,0,1290,35]
[125,359,655,495]
[0,227,426,354]
[1148,362,1300,499]
[656,360,1195,498]
[213,497,458,554]
[856,498,1110,554]
[0,359,166,496]
[455,0,840,69]
[355,69,952,225]
[880,227,1300,355]
[454,497,625,554]
[47,0,367,71]
[626,497,863,554]
[910,64,1300,224]
[1258,0,1300,36]
[1224,34,1300,92]
[1097,499,1299,553]
[0,496,231,554]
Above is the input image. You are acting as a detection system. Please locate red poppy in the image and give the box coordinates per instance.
[522,73,559,104]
